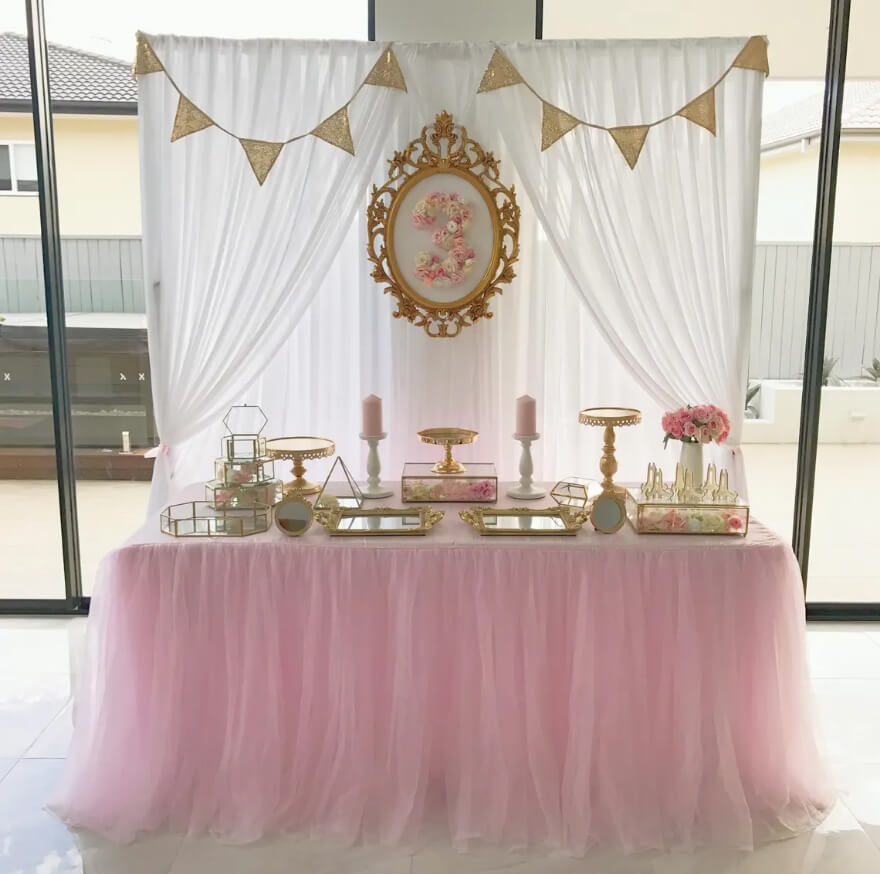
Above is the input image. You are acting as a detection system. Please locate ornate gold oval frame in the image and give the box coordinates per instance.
[367,111,520,338]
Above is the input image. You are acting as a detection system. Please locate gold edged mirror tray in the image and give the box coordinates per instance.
[459,506,589,536]
[314,506,444,536]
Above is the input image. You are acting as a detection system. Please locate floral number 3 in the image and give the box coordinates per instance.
[411,191,476,288]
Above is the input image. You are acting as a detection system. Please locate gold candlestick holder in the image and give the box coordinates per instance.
[266,436,335,495]
[417,427,478,474]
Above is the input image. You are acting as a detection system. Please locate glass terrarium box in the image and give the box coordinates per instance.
[160,501,271,537]
[624,489,749,536]
[401,462,497,503]
[205,478,283,509]
[213,457,276,485]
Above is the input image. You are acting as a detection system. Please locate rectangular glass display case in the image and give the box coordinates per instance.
[401,462,497,503]
[625,489,749,536]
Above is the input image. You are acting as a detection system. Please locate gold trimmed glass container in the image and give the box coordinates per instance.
[401,462,497,502]
[160,501,271,537]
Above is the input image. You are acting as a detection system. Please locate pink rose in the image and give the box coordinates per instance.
[679,408,693,422]
[670,423,683,439]
[661,413,673,433]
[727,515,744,531]
[719,430,729,443]
[708,418,722,435]
[683,421,697,438]
[699,426,712,444]
[692,405,711,423]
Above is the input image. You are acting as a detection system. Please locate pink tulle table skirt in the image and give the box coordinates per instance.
[52,503,832,852]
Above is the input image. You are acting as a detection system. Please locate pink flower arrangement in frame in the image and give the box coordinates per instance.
[411,190,476,288]
[662,404,731,448]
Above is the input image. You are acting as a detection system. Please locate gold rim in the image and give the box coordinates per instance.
[265,436,336,460]
[417,427,478,446]
[578,407,642,427]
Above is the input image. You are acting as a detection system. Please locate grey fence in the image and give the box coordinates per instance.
[0,236,144,314]
[2,236,879,380]
[750,243,880,380]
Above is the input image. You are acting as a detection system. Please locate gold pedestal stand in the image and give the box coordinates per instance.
[417,428,478,474]
[266,436,335,496]
[578,407,642,533]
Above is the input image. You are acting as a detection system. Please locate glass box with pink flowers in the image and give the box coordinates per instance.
[401,462,497,503]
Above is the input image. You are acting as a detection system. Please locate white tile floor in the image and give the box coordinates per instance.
[1,617,880,873]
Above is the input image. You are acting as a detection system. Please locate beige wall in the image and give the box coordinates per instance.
[757,139,880,243]
[544,0,880,79]
[375,0,534,40]
[0,112,140,236]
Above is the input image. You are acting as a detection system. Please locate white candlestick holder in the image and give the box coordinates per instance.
[359,432,393,499]
[507,433,545,500]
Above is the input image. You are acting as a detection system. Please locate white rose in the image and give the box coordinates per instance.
[464,258,475,272]
[441,256,457,272]
[446,220,457,233]
[415,250,431,268]
[447,202,462,217]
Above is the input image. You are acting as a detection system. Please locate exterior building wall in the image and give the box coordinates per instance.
[0,112,140,236]
[757,139,880,243]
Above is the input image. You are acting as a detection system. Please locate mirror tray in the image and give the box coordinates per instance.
[314,506,444,536]
[459,506,589,536]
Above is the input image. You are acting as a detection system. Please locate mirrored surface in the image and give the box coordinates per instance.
[338,514,423,531]
[274,498,313,536]
[483,514,566,531]
[591,494,625,533]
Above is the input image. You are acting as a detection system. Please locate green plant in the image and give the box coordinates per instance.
[864,358,880,382]
[744,381,761,419]
[822,356,840,387]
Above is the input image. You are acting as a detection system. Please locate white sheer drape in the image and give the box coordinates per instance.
[484,39,763,486]
[139,36,407,510]
[139,37,762,504]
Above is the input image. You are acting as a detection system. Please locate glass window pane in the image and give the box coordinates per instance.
[12,143,38,192]
[0,145,11,191]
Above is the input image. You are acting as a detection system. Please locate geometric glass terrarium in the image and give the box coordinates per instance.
[315,456,364,510]
[206,404,283,509]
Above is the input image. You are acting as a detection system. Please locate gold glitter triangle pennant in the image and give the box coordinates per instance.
[240,139,284,185]
[310,106,355,155]
[364,46,407,92]
[732,36,769,76]
[477,48,525,94]
[170,95,214,142]
[134,32,163,76]
[541,102,581,151]
[609,125,651,170]
[677,88,716,135]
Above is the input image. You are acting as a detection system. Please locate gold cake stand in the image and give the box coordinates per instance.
[418,427,478,474]
[266,436,335,496]
[578,407,642,495]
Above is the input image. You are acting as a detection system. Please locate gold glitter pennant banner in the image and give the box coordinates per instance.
[134,32,163,76]
[310,106,355,155]
[677,88,716,135]
[365,47,407,92]
[541,102,581,151]
[732,36,770,76]
[478,48,525,94]
[240,139,284,186]
[133,39,412,184]
[170,95,214,142]
[477,35,768,169]
[609,125,651,170]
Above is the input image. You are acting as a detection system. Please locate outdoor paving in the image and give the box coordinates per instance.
[1,444,878,602]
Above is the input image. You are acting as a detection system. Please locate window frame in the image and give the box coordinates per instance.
[0,139,40,195]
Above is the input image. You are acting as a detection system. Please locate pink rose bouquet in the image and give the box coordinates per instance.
[662,404,730,448]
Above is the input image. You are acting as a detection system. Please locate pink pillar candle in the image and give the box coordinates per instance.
[515,395,537,436]
[362,395,383,436]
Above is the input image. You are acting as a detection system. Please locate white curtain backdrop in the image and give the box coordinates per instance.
[139,37,763,509]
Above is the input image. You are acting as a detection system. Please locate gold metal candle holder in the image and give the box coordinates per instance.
[417,427,478,474]
[265,436,335,496]
[578,407,642,494]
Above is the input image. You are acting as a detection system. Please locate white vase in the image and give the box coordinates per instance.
[679,441,704,486]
